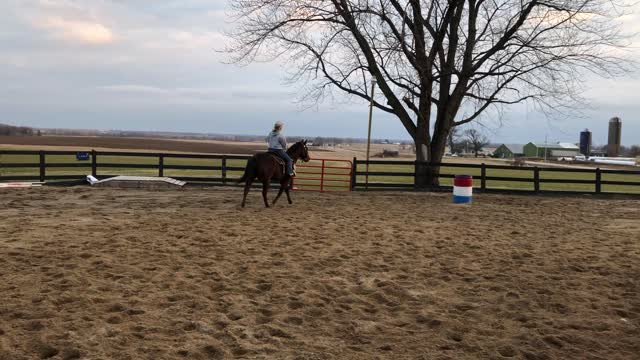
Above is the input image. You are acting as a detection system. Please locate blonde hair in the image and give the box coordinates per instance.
[273,121,284,131]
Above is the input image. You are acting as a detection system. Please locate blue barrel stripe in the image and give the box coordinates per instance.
[453,195,472,203]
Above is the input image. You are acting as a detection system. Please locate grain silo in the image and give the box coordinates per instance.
[607,117,622,157]
[579,129,592,156]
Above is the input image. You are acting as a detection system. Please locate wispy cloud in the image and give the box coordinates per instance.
[36,16,114,44]
[96,84,295,107]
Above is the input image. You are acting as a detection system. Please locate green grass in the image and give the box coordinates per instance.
[1,152,639,194]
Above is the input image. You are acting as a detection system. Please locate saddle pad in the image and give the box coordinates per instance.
[266,152,286,165]
[265,152,286,174]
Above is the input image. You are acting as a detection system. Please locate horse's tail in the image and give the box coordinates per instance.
[237,156,257,184]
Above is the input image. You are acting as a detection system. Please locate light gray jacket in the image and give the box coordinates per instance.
[266,131,287,150]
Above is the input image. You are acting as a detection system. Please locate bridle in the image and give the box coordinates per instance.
[288,141,310,163]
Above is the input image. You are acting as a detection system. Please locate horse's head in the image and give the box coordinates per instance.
[290,140,311,162]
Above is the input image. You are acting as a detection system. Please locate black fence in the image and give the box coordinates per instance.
[2,150,640,196]
[352,159,640,195]
[0,150,251,185]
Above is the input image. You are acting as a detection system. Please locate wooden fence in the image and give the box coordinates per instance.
[2,150,640,195]
[352,159,640,195]
[0,150,250,184]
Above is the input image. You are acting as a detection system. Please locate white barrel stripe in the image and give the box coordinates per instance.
[453,186,473,197]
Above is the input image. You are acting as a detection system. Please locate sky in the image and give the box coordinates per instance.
[0,0,639,146]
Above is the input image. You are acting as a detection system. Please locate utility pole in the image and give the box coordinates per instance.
[365,79,377,190]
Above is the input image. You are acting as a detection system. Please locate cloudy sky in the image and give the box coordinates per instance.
[1,0,639,145]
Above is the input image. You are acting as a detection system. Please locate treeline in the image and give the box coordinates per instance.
[0,124,40,136]
[37,128,407,144]
[592,145,640,157]
[619,145,640,157]
[303,137,411,146]
[625,146,640,157]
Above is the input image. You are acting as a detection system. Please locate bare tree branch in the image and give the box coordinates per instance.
[226,0,633,185]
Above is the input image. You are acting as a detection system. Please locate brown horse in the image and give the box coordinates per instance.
[238,140,310,208]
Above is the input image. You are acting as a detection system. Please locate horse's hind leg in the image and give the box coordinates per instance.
[262,181,270,208]
[241,179,253,208]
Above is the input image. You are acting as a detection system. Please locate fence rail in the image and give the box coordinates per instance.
[0,149,252,185]
[353,159,640,195]
[2,150,640,195]
[292,158,352,192]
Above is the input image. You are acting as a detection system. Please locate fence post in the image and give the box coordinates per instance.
[221,156,227,185]
[39,150,45,182]
[350,157,357,191]
[91,149,97,177]
[316,159,322,192]
[413,160,418,190]
[534,167,540,193]
[480,163,487,191]
[595,168,602,194]
[158,154,164,177]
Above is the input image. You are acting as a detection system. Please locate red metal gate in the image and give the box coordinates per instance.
[292,158,353,192]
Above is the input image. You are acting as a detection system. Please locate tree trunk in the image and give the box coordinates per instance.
[424,117,450,188]
[429,140,446,187]
[414,135,448,188]
[414,140,431,189]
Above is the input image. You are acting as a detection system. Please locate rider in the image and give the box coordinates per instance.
[266,121,295,177]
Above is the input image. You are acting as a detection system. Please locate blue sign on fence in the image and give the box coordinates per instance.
[76,152,90,161]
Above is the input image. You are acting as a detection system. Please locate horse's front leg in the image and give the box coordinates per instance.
[273,186,285,206]
[262,181,270,208]
[284,186,293,204]
[273,177,290,205]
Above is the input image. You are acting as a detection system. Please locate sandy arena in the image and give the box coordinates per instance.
[0,188,638,359]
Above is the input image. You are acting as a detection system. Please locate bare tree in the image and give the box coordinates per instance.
[227,0,631,186]
[464,129,490,157]
[447,127,460,155]
[621,145,640,157]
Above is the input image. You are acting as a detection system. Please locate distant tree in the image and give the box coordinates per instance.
[0,124,34,136]
[464,129,490,158]
[447,127,461,154]
[629,145,640,157]
[37,130,42,136]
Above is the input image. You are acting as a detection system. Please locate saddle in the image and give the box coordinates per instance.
[265,151,286,173]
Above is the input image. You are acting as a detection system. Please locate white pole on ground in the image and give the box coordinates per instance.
[365,79,377,190]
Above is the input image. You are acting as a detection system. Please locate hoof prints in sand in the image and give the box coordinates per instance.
[0,188,639,359]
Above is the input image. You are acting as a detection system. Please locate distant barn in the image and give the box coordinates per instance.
[523,142,579,159]
[493,144,525,159]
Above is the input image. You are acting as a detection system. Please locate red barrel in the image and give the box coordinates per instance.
[454,175,473,187]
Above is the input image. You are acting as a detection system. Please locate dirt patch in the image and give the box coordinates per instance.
[0,188,638,359]
[0,136,265,154]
